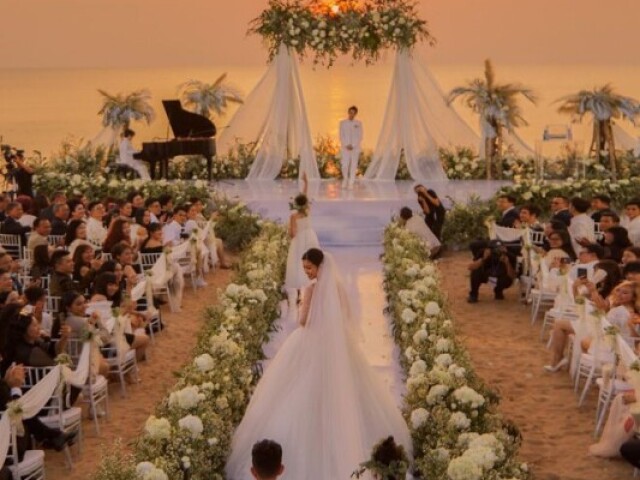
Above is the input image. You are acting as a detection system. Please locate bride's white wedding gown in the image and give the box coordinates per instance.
[225,254,412,480]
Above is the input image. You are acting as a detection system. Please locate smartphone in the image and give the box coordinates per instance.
[576,267,588,278]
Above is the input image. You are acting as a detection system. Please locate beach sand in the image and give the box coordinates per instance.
[45,266,234,480]
[439,251,632,480]
[45,250,634,479]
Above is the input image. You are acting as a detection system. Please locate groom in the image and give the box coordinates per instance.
[251,439,284,480]
[339,106,363,189]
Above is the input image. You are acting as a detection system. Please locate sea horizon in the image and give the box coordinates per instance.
[2,62,640,159]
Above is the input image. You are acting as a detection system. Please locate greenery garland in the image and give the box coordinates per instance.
[250,0,434,66]
[382,224,529,480]
[91,211,289,480]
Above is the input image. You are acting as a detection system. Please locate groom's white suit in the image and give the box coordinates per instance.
[339,117,363,188]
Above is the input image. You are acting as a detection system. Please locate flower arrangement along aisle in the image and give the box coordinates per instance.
[382,223,529,480]
[91,219,289,480]
[251,0,434,66]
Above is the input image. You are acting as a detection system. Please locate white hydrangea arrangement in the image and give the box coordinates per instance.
[382,222,529,480]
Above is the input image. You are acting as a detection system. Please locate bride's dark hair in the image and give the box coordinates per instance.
[372,436,405,480]
[302,248,324,267]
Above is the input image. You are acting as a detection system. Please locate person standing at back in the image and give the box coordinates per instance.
[339,106,363,190]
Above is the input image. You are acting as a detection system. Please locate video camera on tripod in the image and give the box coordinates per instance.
[0,144,23,177]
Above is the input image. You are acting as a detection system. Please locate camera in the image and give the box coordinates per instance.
[488,240,505,261]
[1,144,21,174]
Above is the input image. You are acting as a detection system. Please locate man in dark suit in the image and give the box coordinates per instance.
[550,195,572,227]
[39,192,67,222]
[496,195,519,227]
[49,251,78,297]
[0,202,31,247]
[50,203,70,237]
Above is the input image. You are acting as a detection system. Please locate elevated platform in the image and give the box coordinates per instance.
[216,180,509,247]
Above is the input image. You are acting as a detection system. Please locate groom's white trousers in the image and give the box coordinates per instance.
[341,148,360,184]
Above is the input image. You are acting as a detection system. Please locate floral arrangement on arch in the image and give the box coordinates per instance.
[250,0,434,65]
[382,224,530,480]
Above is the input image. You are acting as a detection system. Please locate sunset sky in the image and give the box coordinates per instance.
[2,0,639,68]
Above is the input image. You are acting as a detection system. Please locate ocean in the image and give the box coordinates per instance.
[1,62,640,158]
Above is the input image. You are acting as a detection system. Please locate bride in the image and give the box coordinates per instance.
[225,248,412,480]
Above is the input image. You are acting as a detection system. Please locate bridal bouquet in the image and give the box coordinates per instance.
[382,223,530,480]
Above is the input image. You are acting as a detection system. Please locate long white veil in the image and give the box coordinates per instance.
[365,49,480,181]
[225,250,411,480]
[217,45,320,181]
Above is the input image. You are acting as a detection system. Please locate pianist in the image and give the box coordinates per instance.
[118,129,151,180]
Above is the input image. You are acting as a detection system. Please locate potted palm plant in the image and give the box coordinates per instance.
[97,88,155,134]
[555,84,640,181]
[178,74,243,119]
[447,59,537,179]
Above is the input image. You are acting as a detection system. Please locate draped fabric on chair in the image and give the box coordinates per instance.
[0,343,90,467]
[365,49,480,181]
[218,45,320,181]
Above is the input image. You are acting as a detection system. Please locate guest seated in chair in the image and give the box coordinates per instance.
[251,439,284,480]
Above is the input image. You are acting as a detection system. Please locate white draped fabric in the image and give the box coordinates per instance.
[91,126,119,148]
[218,45,319,181]
[0,344,90,466]
[365,49,479,181]
[612,123,640,155]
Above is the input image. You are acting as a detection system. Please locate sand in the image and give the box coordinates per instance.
[45,266,234,480]
[439,251,632,480]
[45,250,636,479]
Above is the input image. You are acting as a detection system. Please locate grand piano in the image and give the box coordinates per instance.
[134,100,216,180]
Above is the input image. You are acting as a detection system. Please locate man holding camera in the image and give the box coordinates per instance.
[467,239,516,303]
[13,151,34,198]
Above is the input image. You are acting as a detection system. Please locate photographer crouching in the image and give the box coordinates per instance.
[467,239,516,303]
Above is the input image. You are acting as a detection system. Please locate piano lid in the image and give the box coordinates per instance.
[162,100,216,139]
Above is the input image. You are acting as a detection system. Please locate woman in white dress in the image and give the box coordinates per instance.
[225,248,412,480]
[284,172,319,321]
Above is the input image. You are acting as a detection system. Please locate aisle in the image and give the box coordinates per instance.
[264,246,406,406]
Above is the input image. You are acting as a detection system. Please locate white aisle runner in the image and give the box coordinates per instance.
[263,246,406,407]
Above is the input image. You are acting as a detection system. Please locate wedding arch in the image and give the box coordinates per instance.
[218,0,480,181]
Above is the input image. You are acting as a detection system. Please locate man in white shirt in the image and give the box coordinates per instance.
[339,106,363,189]
[118,129,151,180]
[162,205,188,246]
[622,198,640,246]
[86,201,108,245]
[399,207,441,255]
[27,217,51,253]
[568,197,595,255]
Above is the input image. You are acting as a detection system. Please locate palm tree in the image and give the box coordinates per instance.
[97,89,155,134]
[447,59,537,179]
[556,84,640,180]
[179,74,243,119]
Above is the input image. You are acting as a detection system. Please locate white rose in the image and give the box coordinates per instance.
[136,462,155,476]
[401,308,417,324]
[194,353,215,372]
[412,329,428,345]
[410,408,429,429]
[449,411,471,430]
[168,386,205,410]
[447,455,483,480]
[425,301,440,316]
[178,414,204,438]
[409,359,427,377]
[144,416,171,440]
